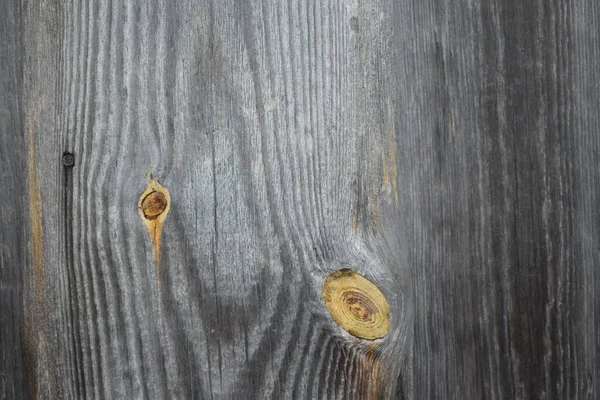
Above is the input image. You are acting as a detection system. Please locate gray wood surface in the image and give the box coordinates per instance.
[0,0,26,398]
[1,0,599,399]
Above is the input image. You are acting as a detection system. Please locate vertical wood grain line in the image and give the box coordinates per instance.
[28,111,44,281]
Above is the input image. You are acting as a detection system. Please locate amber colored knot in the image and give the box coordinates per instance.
[138,176,171,275]
[141,191,168,220]
[323,269,391,340]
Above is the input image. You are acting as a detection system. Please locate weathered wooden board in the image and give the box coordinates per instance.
[410,1,600,398]
[10,0,411,398]
[0,0,26,398]
[1,0,599,399]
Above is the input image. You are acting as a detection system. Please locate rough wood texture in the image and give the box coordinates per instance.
[411,1,600,398]
[0,0,26,398]
[1,0,599,399]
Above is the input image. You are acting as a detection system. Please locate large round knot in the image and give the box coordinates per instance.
[322,269,391,340]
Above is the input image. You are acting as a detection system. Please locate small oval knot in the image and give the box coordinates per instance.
[141,191,168,220]
[138,174,171,274]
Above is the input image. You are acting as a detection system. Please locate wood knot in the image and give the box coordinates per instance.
[138,175,171,274]
[141,191,168,220]
[323,269,391,340]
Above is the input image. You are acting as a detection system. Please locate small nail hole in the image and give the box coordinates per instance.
[62,153,75,167]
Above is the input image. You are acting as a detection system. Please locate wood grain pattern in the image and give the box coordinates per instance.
[1,0,599,398]
[0,0,26,398]
[14,0,410,398]
[410,0,600,398]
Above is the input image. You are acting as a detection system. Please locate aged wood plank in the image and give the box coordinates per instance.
[18,0,410,398]
[0,1,26,398]
[3,0,599,399]
[571,0,600,397]
[410,0,600,398]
